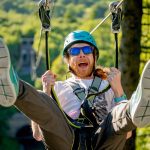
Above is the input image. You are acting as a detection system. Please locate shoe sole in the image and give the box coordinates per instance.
[132,60,150,127]
[0,38,17,107]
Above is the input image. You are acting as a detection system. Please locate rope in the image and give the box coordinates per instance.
[34,29,43,70]
[114,33,119,68]
[30,0,55,79]
[90,0,124,34]
[45,31,50,70]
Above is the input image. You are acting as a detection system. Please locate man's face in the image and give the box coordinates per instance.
[67,43,95,79]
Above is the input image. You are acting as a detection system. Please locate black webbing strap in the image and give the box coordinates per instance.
[72,127,94,150]
[69,76,102,104]
[86,76,102,106]
[69,82,86,101]
[68,76,102,127]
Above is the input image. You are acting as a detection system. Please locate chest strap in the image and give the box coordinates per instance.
[87,76,102,106]
[68,76,102,127]
[69,76,102,104]
[69,82,86,101]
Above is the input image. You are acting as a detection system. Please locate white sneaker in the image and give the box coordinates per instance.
[130,60,150,127]
[0,38,19,107]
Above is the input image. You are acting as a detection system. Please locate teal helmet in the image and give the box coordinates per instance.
[63,30,99,59]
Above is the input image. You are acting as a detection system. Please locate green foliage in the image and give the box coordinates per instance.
[51,55,68,81]
[64,4,85,21]
[0,106,19,149]
[0,137,20,150]
[140,0,150,66]
[0,0,35,14]
[136,127,150,150]
[0,0,115,75]
[0,0,149,149]
[34,78,43,90]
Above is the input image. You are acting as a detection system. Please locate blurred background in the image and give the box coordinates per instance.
[0,0,150,149]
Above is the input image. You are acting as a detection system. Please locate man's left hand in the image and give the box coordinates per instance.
[104,67,124,97]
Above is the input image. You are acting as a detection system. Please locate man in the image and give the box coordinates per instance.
[31,30,128,141]
[0,30,150,150]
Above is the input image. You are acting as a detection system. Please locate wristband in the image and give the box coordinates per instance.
[114,94,127,103]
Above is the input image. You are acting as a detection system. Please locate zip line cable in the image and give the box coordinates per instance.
[30,29,43,80]
[90,13,111,34]
[34,29,43,70]
[90,0,124,34]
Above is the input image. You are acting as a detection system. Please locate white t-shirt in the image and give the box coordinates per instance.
[54,77,115,119]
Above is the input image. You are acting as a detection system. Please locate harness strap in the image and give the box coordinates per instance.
[69,76,102,103]
[52,77,102,149]
[87,76,102,107]
[69,82,86,101]
[68,76,102,127]
[72,128,94,150]
[51,76,102,128]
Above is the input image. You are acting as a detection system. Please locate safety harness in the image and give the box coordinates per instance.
[68,76,102,126]
[68,76,103,150]
[51,76,103,149]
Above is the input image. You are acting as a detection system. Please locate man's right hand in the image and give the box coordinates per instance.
[42,70,57,95]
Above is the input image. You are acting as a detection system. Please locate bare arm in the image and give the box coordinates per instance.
[31,120,43,141]
[104,67,132,139]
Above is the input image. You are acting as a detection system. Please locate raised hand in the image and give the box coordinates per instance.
[104,67,124,98]
[42,70,57,95]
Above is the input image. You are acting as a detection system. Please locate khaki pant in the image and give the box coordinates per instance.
[15,80,136,150]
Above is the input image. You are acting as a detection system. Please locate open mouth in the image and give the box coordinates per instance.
[78,62,88,67]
